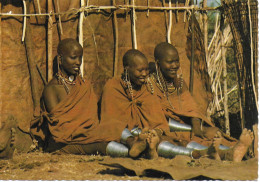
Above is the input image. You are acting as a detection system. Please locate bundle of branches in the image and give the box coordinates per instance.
[222,0,258,129]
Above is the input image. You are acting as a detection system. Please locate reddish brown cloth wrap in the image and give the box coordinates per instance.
[100,77,170,136]
[150,74,236,147]
[150,74,213,126]
[30,77,120,145]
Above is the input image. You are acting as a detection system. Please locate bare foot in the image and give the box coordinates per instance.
[129,129,149,158]
[207,131,222,161]
[202,127,220,140]
[147,130,160,159]
[233,128,254,162]
[0,123,16,159]
[0,122,14,151]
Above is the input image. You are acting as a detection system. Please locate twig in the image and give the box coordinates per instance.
[147,0,150,17]
[112,0,119,76]
[85,19,100,66]
[22,0,27,42]
[24,0,40,116]
[57,0,63,36]
[36,64,47,85]
[47,0,53,81]
[36,0,41,14]
[0,1,2,126]
[79,0,85,76]
[184,0,190,22]
[162,0,168,40]
[189,7,195,95]
[167,0,172,43]
[248,0,258,111]
[203,0,208,62]
[176,0,179,22]
[131,0,137,49]
[221,21,230,136]
[0,5,220,17]
[219,85,238,103]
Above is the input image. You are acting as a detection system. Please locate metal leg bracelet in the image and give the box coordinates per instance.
[169,118,192,132]
[219,144,230,150]
[120,128,134,144]
[106,141,129,157]
[186,141,208,150]
[130,127,142,136]
[157,141,194,159]
[187,141,230,151]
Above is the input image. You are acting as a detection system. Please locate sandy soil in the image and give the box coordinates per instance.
[0,151,163,181]
[0,151,257,181]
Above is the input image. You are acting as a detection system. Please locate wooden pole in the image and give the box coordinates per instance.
[0,6,220,17]
[233,41,245,129]
[189,8,195,95]
[147,0,150,17]
[22,0,27,42]
[183,0,190,22]
[24,0,40,115]
[248,0,258,111]
[47,0,53,82]
[36,0,41,14]
[162,0,168,41]
[176,0,179,22]
[167,0,172,43]
[221,21,230,136]
[79,0,85,76]
[57,0,63,39]
[0,1,2,127]
[112,0,119,76]
[131,0,137,49]
[203,0,208,62]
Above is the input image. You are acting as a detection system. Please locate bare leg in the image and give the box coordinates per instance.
[232,128,254,162]
[217,128,254,162]
[207,131,222,160]
[147,130,160,159]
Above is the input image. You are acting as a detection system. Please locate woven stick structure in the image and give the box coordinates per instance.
[222,0,258,129]
[207,17,233,118]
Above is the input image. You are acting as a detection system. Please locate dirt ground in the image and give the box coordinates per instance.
[0,151,258,181]
[0,151,165,181]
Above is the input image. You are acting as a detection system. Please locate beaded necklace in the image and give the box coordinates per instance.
[152,63,183,109]
[56,71,77,94]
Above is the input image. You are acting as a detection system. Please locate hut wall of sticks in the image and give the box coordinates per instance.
[221,0,258,131]
[0,0,257,140]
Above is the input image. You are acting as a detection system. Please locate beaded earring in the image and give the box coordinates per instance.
[146,77,154,94]
[176,67,183,92]
[124,69,134,100]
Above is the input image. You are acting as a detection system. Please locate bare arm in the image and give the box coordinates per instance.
[192,117,220,139]
[42,85,59,113]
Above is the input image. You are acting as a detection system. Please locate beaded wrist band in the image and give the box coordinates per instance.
[154,128,164,136]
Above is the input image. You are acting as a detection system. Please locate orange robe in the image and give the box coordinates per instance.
[99,77,170,136]
[150,74,213,126]
[150,74,236,146]
[30,76,121,145]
